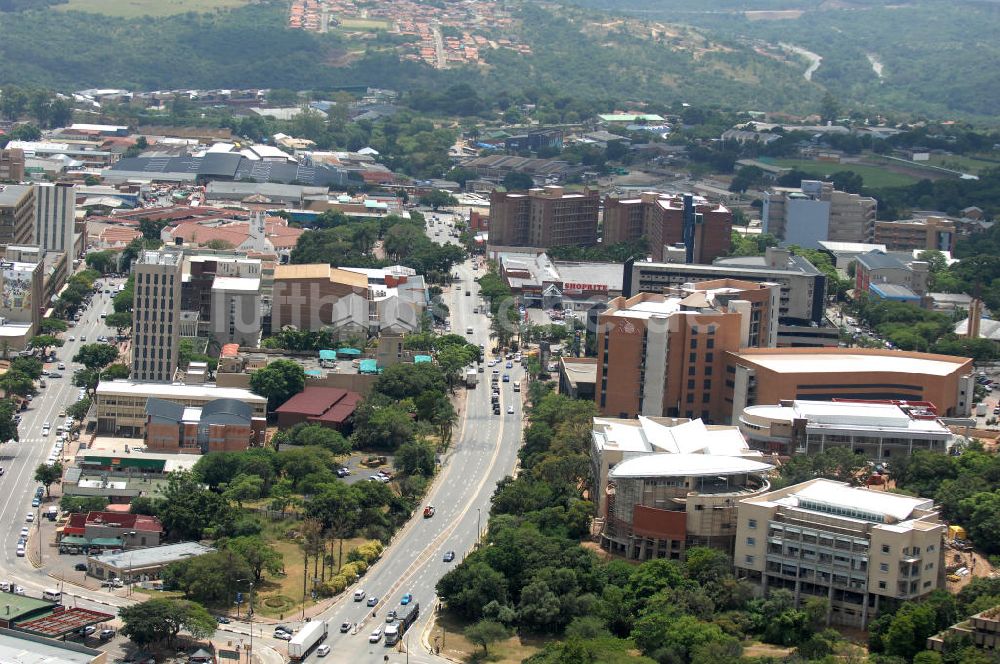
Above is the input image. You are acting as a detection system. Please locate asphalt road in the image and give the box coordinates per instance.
[223,215,521,664]
[0,275,131,617]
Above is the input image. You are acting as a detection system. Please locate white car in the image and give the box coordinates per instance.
[68,336,75,341]
[25,514,33,523]
[369,627,383,643]
[15,548,24,558]
[19,527,28,537]
[316,645,330,657]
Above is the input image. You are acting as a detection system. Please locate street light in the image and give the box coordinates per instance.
[237,578,254,664]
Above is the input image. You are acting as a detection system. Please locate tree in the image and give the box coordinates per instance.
[222,473,264,508]
[223,536,283,585]
[66,397,91,421]
[39,318,68,334]
[85,250,117,274]
[165,550,253,605]
[463,619,510,656]
[29,335,62,349]
[157,471,234,540]
[119,598,216,647]
[819,92,840,124]
[34,462,62,497]
[502,171,535,191]
[105,312,132,330]
[103,364,130,380]
[204,239,235,250]
[0,371,34,398]
[60,495,109,513]
[418,189,458,210]
[73,343,119,370]
[0,399,18,443]
[249,359,305,411]
[395,439,436,476]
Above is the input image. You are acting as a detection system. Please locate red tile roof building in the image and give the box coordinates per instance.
[275,387,362,430]
[61,511,164,548]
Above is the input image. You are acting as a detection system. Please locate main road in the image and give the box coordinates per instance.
[0,275,131,615]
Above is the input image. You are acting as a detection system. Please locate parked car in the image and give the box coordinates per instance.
[74,563,87,571]
[216,616,231,624]
[99,629,115,641]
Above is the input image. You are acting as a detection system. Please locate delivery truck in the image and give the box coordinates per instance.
[466,369,477,388]
[384,603,419,646]
[288,620,328,660]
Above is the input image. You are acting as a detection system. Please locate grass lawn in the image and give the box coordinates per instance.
[767,158,918,189]
[253,534,369,619]
[56,0,251,17]
[433,611,542,663]
[338,17,391,30]
[926,153,1000,175]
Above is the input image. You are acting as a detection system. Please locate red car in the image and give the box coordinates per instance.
[423,506,436,518]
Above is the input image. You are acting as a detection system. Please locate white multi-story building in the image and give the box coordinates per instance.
[33,182,76,255]
[735,479,946,628]
[132,251,183,383]
[738,399,956,459]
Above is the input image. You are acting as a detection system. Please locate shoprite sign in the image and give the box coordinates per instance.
[562,282,608,293]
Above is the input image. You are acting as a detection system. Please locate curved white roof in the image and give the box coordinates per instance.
[609,453,773,479]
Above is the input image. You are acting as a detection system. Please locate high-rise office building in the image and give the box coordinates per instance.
[0,149,25,182]
[603,192,733,263]
[488,186,599,248]
[34,182,76,255]
[0,185,36,247]
[763,180,877,248]
[132,251,183,383]
[595,280,780,422]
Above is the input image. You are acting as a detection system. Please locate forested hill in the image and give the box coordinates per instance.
[557,0,1000,120]
[0,0,817,112]
[0,0,995,120]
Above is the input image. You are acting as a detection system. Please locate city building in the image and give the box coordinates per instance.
[0,627,106,664]
[0,149,25,182]
[855,250,930,304]
[737,399,955,458]
[86,542,215,583]
[0,184,35,247]
[625,248,827,327]
[817,241,888,269]
[145,397,266,453]
[763,180,877,248]
[181,255,264,344]
[95,380,267,437]
[498,252,624,310]
[595,281,779,421]
[271,263,369,331]
[488,186,600,248]
[131,251,183,383]
[275,386,362,431]
[725,348,974,421]
[271,263,426,337]
[33,183,76,255]
[559,357,597,400]
[735,478,946,627]
[0,247,44,346]
[60,511,164,549]
[592,416,772,560]
[874,216,957,254]
[927,604,1000,653]
[602,192,733,263]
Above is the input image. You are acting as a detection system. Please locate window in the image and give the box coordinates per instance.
[704,379,712,390]
[707,338,715,349]
[744,555,755,564]
[704,366,712,376]
[746,537,756,546]
[882,544,890,554]
[748,519,757,529]
[688,379,695,389]
[705,353,714,362]
[879,563,889,572]
[878,581,887,590]
[689,353,697,363]
[688,366,696,376]
[690,339,698,349]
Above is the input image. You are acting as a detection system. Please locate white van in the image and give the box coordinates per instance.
[42,588,62,602]
[353,589,366,602]
[513,381,521,392]
[466,327,473,335]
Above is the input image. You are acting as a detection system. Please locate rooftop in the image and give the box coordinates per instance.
[857,250,907,271]
[775,478,934,523]
[96,380,266,405]
[0,185,32,206]
[610,453,773,479]
[744,400,950,434]
[817,241,888,254]
[560,357,598,387]
[212,276,261,292]
[593,416,758,457]
[0,628,103,664]
[90,541,214,570]
[731,348,970,377]
[138,250,181,266]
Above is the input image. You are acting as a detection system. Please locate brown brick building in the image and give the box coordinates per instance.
[144,397,264,453]
[595,279,779,422]
[602,192,732,262]
[271,263,369,330]
[874,216,957,254]
[488,186,599,248]
[0,148,25,182]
